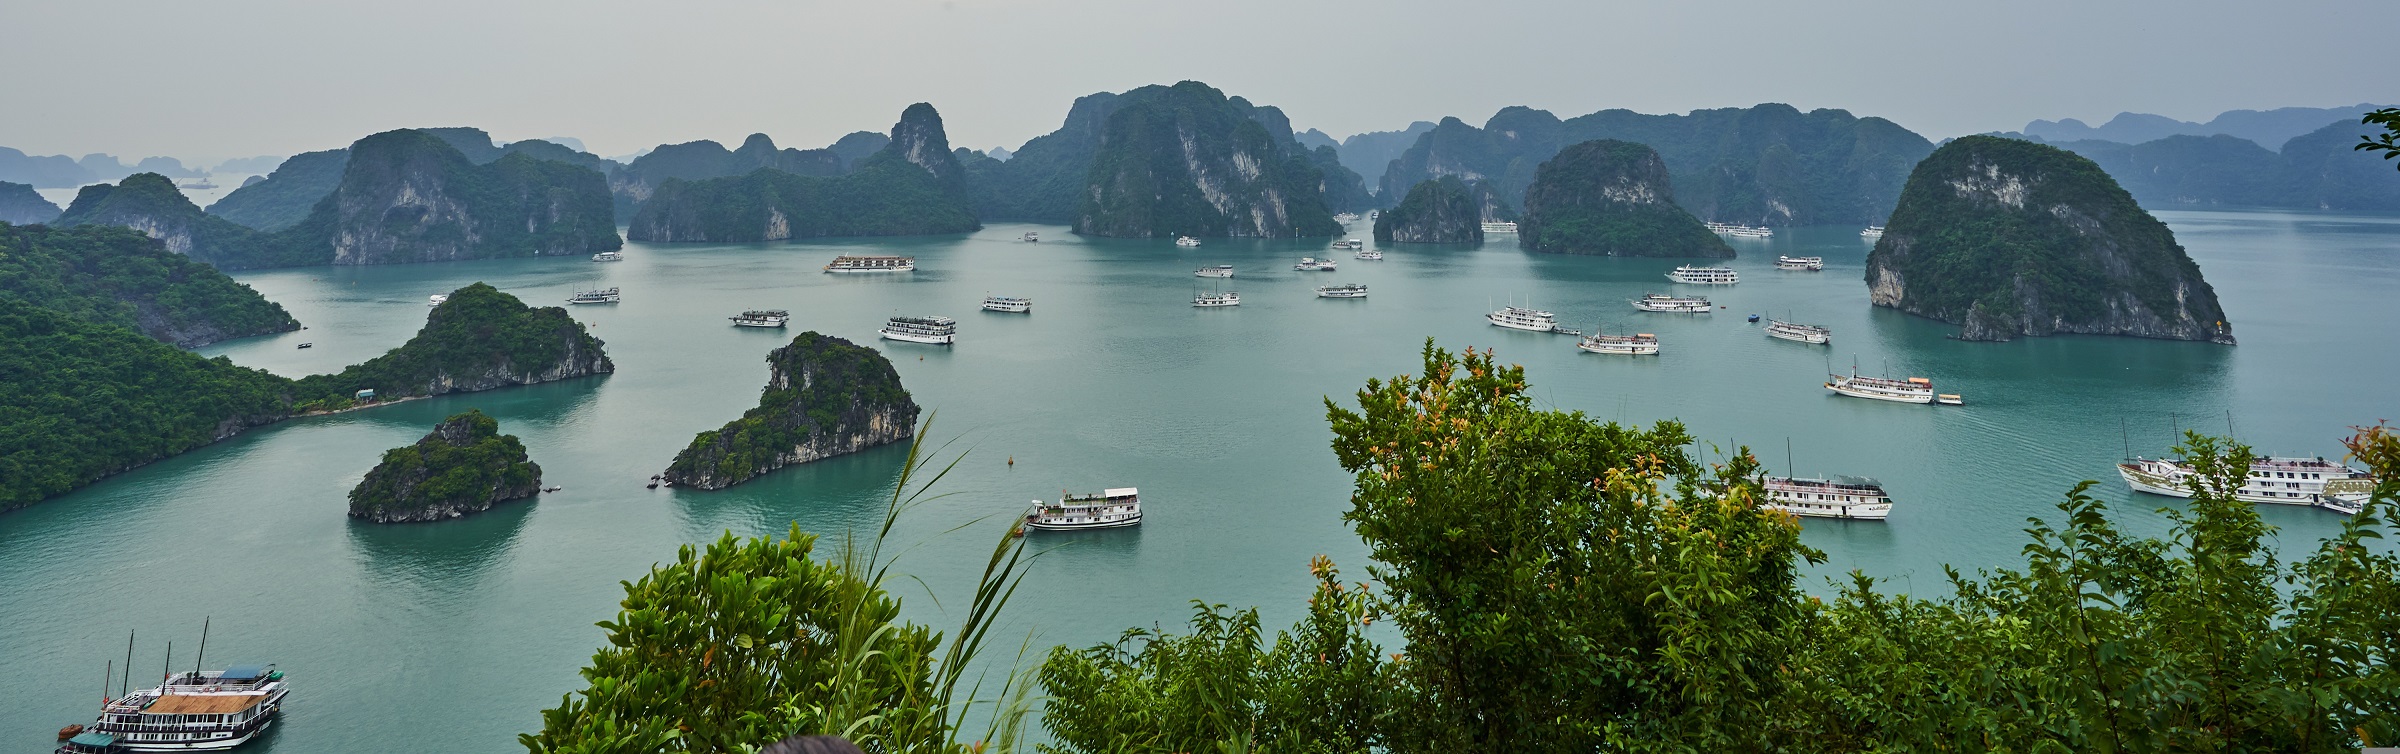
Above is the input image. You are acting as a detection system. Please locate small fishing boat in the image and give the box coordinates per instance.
[1021,231,1040,242]
[295,342,312,349]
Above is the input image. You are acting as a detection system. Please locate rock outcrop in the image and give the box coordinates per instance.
[290,282,614,404]
[0,222,299,347]
[1072,82,1344,238]
[662,332,918,490]
[348,410,542,523]
[1380,104,1933,227]
[52,173,311,269]
[625,104,979,242]
[0,181,60,224]
[1518,140,1733,258]
[1866,136,2234,344]
[278,130,621,265]
[609,133,851,215]
[1374,176,1483,244]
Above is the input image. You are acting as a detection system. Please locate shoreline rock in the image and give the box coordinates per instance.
[662,332,918,490]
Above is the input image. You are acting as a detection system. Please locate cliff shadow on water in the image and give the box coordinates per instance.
[665,440,914,541]
[344,494,538,595]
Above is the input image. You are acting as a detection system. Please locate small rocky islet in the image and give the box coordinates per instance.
[1517,139,1735,258]
[661,331,919,490]
[348,409,542,524]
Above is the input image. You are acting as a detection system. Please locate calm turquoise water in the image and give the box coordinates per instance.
[4,210,2396,751]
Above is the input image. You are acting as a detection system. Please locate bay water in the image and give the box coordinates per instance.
[3,210,2395,751]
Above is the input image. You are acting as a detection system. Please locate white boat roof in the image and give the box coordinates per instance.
[1104,487,1138,497]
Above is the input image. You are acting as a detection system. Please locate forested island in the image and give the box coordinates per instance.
[1373,176,1482,243]
[348,409,543,524]
[277,130,621,265]
[0,181,60,224]
[0,222,298,346]
[0,279,610,511]
[625,104,979,242]
[1517,140,1733,258]
[1867,136,2234,343]
[661,332,918,489]
[54,172,294,269]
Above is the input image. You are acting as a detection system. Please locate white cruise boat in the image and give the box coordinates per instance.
[1486,306,1577,335]
[823,255,916,273]
[1704,222,1775,238]
[428,294,448,307]
[1860,226,1886,239]
[591,251,624,262]
[1174,236,1202,248]
[2118,456,2373,510]
[1481,221,1518,234]
[65,665,289,752]
[1023,488,1141,531]
[1315,283,1368,299]
[1295,257,1338,271]
[1666,265,1739,285]
[1763,475,1893,520]
[730,309,789,328]
[1333,212,1361,224]
[1630,294,1712,313]
[1332,238,1365,250]
[1825,367,1934,404]
[1354,249,1383,260]
[981,295,1032,313]
[1021,231,1040,242]
[1775,255,1824,271]
[567,287,620,305]
[1765,319,1832,345]
[879,315,957,344]
[1192,291,1240,307]
[1194,265,1234,278]
[1577,329,1659,356]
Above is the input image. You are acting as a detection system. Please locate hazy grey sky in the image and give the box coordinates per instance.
[1,0,2385,163]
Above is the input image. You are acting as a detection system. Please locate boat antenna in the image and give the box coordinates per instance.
[122,630,134,697]
[1786,437,1795,477]
[104,660,114,704]
[193,616,209,676]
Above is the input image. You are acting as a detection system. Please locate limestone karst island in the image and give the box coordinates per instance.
[5,3,2397,754]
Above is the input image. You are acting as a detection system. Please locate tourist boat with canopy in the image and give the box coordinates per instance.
[1486,306,1579,335]
[1194,265,1233,278]
[1825,366,1934,404]
[60,664,290,752]
[1775,255,1823,271]
[730,310,789,328]
[2118,455,2373,511]
[1315,283,1368,299]
[1192,291,1240,307]
[1354,249,1382,260]
[981,296,1032,313]
[1631,294,1712,313]
[879,315,957,344]
[566,287,620,305]
[823,255,916,273]
[1577,328,1659,355]
[1762,475,1894,520]
[1295,257,1338,271]
[1766,319,1832,344]
[1666,265,1739,285]
[1023,488,1142,531]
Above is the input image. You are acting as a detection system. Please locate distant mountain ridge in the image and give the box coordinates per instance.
[2023,104,2388,150]
[626,104,979,242]
[1378,104,1932,227]
[2037,118,2400,211]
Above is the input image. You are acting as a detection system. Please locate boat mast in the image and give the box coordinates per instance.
[2121,417,2132,460]
[161,640,171,685]
[122,630,134,697]
[1785,437,1794,477]
[103,660,113,704]
[193,616,209,676]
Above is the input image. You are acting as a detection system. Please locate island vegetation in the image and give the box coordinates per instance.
[661,332,917,489]
[1372,176,1482,244]
[203,148,349,231]
[1867,136,2234,343]
[0,281,609,510]
[534,343,2400,753]
[625,105,978,242]
[1074,82,1342,238]
[1517,140,1733,258]
[273,130,621,265]
[0,222,299,346]
[348,409,542,523]
[52,172,305,269]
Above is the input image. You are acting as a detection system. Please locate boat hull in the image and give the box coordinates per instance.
[1487,317,1556,332]
[1579,342,1658,355]
[1023,512,1141,531]
[731,321,787,328]
[1767,330,1831,345]
[1764,502,1892,520]
[1826,381,1933,404]
[1632,303,1711,313]
[880,329,954,345]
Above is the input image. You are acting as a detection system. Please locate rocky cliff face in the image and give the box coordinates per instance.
[290,282,614,403]
[624,104,979,243]
[610,133,849,215]
[0,181,60,224]
[348,410,542,523]
[1518,140,1733,258]
[284,130,619,265]
[1866,136,2234,344]
[1380,104,1932,227]
[662,332,918,490]
[1374,176,1483,243]
[1073,82,1343,238]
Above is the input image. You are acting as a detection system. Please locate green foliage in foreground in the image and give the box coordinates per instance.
[0,298,292,512]
[529,419,1037,754]
[1032,342,2400,753]
[0,222,298,346]
[2359,107,2400,169]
